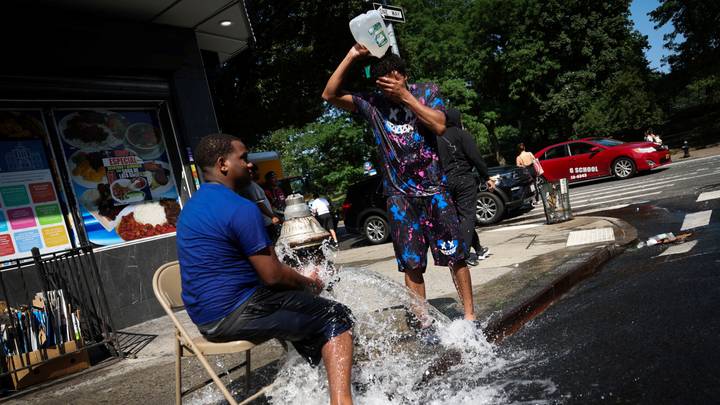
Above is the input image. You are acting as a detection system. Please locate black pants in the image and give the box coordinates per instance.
[448,176,482,253]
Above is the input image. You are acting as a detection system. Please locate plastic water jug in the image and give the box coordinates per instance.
[349,10,390,58]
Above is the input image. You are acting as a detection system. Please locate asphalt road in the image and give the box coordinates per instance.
[495,154,720,403]
[496,154,720,227]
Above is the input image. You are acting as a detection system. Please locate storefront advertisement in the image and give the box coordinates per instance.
[0,124,73,261]
[54,109,181,246]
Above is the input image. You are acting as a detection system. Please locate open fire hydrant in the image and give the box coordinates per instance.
[277,194,332,266]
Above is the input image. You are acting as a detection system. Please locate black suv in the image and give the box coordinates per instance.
[342,166,535,244]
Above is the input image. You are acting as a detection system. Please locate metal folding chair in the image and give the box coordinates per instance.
[152,261,280,405]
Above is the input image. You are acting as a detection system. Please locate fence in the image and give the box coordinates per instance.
[0,245,121,391]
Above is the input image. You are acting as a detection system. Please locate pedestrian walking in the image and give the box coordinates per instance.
[323,44,477,336]
[516,143,542,206]
[309,192,338,245]
[437,108,494,266]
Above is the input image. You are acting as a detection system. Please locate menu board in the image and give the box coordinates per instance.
[54,109,181,247]
[0,111,73,260]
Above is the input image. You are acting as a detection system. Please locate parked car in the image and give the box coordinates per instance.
[342,167,535,244]
[535,137,671,183]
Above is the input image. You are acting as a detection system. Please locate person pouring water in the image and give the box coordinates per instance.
[323,22,478,342]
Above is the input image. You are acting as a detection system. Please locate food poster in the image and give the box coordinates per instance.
[54,109,181,246]
[0,111,73,260]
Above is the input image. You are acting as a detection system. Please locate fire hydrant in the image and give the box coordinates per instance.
[682,140,690,158]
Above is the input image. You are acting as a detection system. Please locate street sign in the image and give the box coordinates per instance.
[373,3,405,23]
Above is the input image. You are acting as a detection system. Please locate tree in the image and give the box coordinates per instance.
[650,0,720,77]
[258,110,375,196]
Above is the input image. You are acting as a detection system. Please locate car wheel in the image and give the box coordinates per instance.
[363,214,390,244]
[612,157,636,179]
[476,192,505,225]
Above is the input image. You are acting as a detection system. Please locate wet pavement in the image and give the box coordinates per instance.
[499,160,720,403]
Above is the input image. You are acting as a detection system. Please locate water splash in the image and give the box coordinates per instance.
[188,242,555,404]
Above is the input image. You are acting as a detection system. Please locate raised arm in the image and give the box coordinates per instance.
[322,44,370,112]
[376,76,446,135]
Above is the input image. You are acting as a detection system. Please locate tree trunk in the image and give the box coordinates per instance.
[486,118,506,165]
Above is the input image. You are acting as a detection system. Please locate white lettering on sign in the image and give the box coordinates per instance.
[570,166,598,177]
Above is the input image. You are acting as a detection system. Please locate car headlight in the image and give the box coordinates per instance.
[634,147,656,153]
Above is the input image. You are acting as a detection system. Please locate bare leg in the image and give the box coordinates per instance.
[404,267,432,327]
[450,261,475,320]
[322,330,353,405]
[329,229,338,243]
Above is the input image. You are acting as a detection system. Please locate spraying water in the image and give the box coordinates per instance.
[264,241,556,404]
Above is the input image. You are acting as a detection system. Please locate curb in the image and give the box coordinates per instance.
[483,218,637,343]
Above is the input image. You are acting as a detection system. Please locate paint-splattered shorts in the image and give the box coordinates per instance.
[386,192,466,272]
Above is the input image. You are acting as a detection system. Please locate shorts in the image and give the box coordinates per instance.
[197,287,353,365]
[317,213,335,231]
[386,192,466,272]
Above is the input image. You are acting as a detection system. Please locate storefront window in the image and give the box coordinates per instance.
[0,111,73,260]
[54,109,181,246]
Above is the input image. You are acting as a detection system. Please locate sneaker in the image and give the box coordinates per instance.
[466,253,479,266]
[476,247,490,260]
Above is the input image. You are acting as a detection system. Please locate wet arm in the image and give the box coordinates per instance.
[249,247,322,293]
[322,45,368,112]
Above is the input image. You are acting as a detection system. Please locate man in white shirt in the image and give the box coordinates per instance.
[240,163,281,241]
[309,193,338,244]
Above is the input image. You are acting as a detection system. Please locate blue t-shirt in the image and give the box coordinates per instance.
[176,183,271,325]
[353,83,448,197]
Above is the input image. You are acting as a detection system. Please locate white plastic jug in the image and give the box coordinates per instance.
[349,10,390,58]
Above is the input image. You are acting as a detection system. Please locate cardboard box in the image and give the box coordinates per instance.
[5,340,90,389]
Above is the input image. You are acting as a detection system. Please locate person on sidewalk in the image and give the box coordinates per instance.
[240,162,282,242]
[437,108,494,266]
[322,44,476,334]
[516,143,541,206]
[309,192,339,245]
[264,171,286,211]
[176,134,354,405]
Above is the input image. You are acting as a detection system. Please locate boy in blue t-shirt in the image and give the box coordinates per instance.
[176,134,354,404]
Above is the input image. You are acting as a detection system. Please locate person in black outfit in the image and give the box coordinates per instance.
[437,108,495,266]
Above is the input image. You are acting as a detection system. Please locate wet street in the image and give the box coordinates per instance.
[499,155,720,403]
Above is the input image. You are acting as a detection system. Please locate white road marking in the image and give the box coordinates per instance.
[572,191,662,209]
[665,154,720,168]
[696,168,709,171]
[570,175,683,197]
[697,190,720,202]
[566,228,615,247]
[657,240,698,257]
[680,210,713,230]
[486,223,542,233]
[571,184,672,203]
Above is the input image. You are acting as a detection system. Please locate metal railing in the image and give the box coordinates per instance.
[0,246,121,392]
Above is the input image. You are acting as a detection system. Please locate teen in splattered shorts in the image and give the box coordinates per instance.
[387,192,467,272]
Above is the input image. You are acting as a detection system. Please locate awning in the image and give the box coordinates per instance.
[32,0,255,62]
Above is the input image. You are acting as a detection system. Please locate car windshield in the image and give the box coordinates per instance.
[591,138,625,147]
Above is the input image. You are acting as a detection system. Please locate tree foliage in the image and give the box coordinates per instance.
[210,0,718,194]
[258,111,375,196]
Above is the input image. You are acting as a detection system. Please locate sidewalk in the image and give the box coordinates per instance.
[7,216,636,404]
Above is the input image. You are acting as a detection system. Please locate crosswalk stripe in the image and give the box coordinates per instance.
[570,175,683,197]
[572,191,662,209]
[680,210,713,230]
[657,240,698,257]
[697,190,720,202]
[569,169,720,197]
[571,184,673,204]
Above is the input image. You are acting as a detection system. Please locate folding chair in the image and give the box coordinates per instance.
[152,261,281,405]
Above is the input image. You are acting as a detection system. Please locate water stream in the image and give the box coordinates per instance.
[188,241,556,404]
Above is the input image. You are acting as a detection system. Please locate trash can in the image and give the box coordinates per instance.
[539,178,573,224]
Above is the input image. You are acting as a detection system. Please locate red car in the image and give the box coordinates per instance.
[535,137,671,183]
